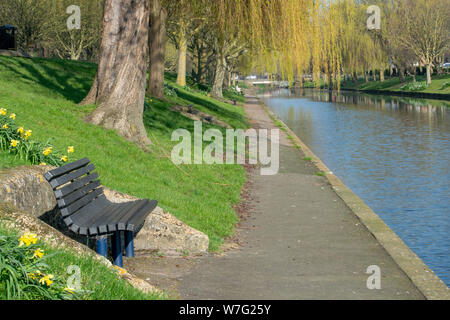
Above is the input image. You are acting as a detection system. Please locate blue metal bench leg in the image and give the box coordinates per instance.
[96,236,108,257]
[124,231,135,258]
[111,232,123,267]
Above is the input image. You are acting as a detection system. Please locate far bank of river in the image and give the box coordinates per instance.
[261,88,450,287]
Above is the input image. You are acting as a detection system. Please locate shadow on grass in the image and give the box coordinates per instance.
[174,89,246,124]
[0,56,95,103]
[144,99,222,135]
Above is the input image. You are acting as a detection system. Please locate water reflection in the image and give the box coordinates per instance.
[262,88,450,286]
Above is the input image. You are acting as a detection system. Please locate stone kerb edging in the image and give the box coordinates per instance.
[258,98,450,300]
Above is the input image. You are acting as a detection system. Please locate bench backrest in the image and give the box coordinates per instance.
[44,158,107,218]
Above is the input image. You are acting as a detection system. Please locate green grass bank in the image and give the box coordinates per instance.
[0,56,248,252]
[297,74,450,99]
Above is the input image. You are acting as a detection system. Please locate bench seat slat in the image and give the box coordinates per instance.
[68,200,152,235]
[60,188,104,217]
[57,180,101,208]
[125,200,158,231]
[64,197,109,235]
[81,201,145,234]
[50,163,96,189]
[116,200,151,230]
[44,158,90,181]
[54,172,99,199]
[72,202,119,232]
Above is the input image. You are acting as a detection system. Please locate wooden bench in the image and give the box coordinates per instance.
[44,158,158,267]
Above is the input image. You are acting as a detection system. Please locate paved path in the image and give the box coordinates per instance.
[176,95,424,300]
[126,95,425,299]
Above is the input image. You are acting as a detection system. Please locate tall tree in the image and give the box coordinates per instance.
[166,0,206,87]
[81,0,151,146]
[148,0,167,99]
[48,0,103,60]
[388,0,449,84]
[211,36,246,98]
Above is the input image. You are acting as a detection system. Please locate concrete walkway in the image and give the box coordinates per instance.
[125,95,425,299]
[175,95,424,300]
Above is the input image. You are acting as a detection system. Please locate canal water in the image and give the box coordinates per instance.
[261,88,450,286]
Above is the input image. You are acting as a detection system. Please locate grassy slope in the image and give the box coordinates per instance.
[0,56,248,251]
[0,222,164,300]
[341,74,450,94]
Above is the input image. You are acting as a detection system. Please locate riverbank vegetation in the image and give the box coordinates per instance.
[341,74,450,94]
[296,0,449,92]
[298,74,450,95]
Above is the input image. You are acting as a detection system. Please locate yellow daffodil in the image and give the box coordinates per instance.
[0,108,6,116]
[67,146,74,153]
[24,130,32,140]
[29,270,43,280]
[17,127,24,135]
[32,248,44,259]
[9,113,15,120]
[43,147,52,156]
[18,233,38,247]
[2,124,8,129]
[28,272,37,280]
[39,162,47,166]
[39,274,54,286]
[61,155,68,162]
[64,287,75,294]
[10,140,18,148]
[112,265,127,275]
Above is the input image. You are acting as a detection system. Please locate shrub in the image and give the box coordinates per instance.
[163,84,178,97]
[440,82,450,90]
[400,81,428,91]
[0,109,75,166]
[0,231,89,300]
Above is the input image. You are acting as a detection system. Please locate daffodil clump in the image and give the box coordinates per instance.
[0,231,87,300]
[0,108,75,167]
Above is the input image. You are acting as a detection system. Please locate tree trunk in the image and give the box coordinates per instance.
[81,0,151,146]
[193,39,207,84]
[148,0,167,99]
[198,48,207,84]
[380,69,385,82]
[426,64,432,84]
[211,52,226,98]
[176,27,187,87]
[223,66,231,90]
[353,72,358,84]
[365,71,369,83]
[399,67,405,81]
[328,72,332,89]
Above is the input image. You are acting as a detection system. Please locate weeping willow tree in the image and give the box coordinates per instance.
[167,0,380,94]
[211,0,316,85]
